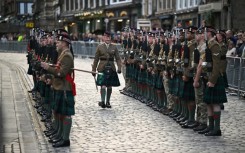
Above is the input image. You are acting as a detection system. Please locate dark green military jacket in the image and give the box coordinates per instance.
[92,43,121,72]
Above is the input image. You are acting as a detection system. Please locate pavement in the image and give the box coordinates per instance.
[0,52,245,153]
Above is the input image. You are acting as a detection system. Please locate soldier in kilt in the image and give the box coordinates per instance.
[145,32,155,106]
[201,26,227,136]
[41,29,76,147]
[92,31,121,108]
[181,26,198,129]
[138,33,150,103]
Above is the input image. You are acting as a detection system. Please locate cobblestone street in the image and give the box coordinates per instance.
[1,53,245,153]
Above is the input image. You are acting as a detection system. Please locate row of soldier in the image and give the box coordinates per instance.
[27,28,75,147]
[120,26,227,136]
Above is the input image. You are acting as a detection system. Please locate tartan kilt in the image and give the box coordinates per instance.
[222,72,229,88]
[126,64,130,79]
[204,76,227,104]
[44,85,51,104]
[129,64,135,79]
[172,76,179,96]
[168,78,175,94]
[134,68,139,80]
[180,78,195,101]
[137,70,147,84]
[155,74,164,90]
[147,72,153,86]
[53,90,75,115]
[96,71,120,87]
[177,76,185,97]
[49,88,55,109]
[39,81,46,97]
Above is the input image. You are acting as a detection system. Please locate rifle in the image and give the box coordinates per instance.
[194,31,200,65]
[183,29,190,67]
[204,27,213,72]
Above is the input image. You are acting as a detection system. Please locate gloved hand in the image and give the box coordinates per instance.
[41,62,49,70]
[92,72,96,77]
[117,70,121,74]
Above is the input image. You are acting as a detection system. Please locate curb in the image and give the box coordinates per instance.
[16,65,50,152]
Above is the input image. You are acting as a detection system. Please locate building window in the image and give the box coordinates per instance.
[105,0,108,5]
[90,0,96,8]
[19,3,25,14]
[190,0,193,7]
[19,2,33,14]
[71,0,74,10]
[178,0,183,10]
[157,0,163,11]
[163,0,166,9]
[195,0,200,6]
[80,0,84,9]
[66,0,69,11]
[148,0,152,15]
[99,0,102,6]
[27,3,32,14]
[167,0,171,9]
[75,0,79,10]
[110,0,132,5]
[184,0,188,8]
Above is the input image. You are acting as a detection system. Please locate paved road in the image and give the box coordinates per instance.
[1,53,245,153]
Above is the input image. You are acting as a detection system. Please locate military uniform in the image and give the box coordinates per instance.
[180,27,197,128]
[193,32,208,131]
[201,26,227,136]
[92,31,121,108]
[41,29,76,147]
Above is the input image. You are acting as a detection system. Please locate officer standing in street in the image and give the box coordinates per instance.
[92,31,122,108]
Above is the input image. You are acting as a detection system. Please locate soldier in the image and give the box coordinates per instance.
[192,28,208,132]
[41,29,76,147]
[216,30,228,110]
[92,31,122,108]
[199,26,227,136]
[180,26,198,128]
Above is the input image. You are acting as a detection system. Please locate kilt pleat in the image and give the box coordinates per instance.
[168,78,174,94]
[204,76,227,104]
[172,77,179,96]
[96,71,120,87]
[147,72,153,86]
[138,70,147,84]
[155,74,164,89]
[181,78,195,101]
[40,81,46,97]
[53,90,75,115]
[44,85,51,104]
[50,88,55,109]
[177,76,185,97]
[126,64,130,79]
